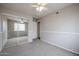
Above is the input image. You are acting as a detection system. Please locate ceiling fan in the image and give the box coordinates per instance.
[32,3,48,12]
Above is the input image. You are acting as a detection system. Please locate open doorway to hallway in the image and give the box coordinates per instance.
[37,22,40,39]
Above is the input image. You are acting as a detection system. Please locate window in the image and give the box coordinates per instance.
[14,23,25,31]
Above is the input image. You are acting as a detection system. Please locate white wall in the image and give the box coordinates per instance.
[0,15,7,51]
[28,17,34,42]
[0,15,2,51]
[0,32,2,51]
[33,21,37,39]
[1,15,7,47]
[40,4,79,54]
[0,15,1,32]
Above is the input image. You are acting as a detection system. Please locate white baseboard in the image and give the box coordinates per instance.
[41,39,79,55]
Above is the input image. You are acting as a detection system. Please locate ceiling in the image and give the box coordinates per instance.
[0,3,72,18]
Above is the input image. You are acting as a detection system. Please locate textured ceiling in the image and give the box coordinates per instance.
[0,3,72,18]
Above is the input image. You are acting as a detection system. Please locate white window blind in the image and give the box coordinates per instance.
[14,23,25,31]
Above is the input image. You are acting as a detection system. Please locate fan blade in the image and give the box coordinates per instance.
[32,5,39,7]
[37,3,41,5]
[41,3,48,6]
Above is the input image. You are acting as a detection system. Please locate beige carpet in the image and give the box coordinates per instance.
[0,39,78,56]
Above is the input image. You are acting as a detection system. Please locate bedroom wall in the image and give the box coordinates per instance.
[40,4,79,54]
[2,15,7,47]
[0,14,2,51]
[0,15,7,51]
[32,19,37,39]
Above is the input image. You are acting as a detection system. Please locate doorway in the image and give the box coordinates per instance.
[37,22,40,39]
[4,19,28,48]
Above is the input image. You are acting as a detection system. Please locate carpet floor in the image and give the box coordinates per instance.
[4,37,28,48]
[0,39,78,56]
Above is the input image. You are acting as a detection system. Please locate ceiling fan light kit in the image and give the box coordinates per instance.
[32,3,47,12]
[36,6,45,12]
